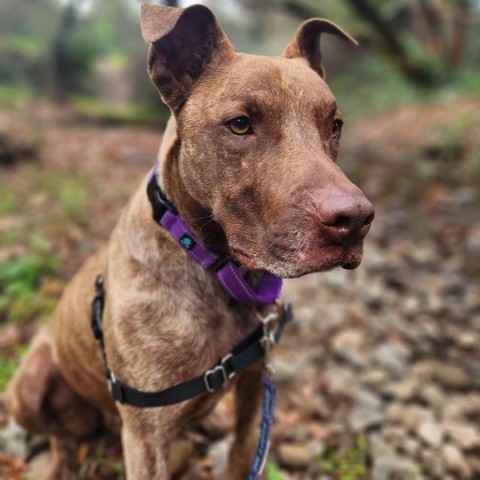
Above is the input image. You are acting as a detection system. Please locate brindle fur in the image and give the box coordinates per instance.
[6,4,374,479]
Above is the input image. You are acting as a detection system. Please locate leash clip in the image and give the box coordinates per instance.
[260,311,278,374]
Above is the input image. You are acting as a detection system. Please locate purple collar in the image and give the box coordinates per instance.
[147,165,282,305]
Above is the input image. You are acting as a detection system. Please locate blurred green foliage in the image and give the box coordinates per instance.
[0,190,19,216]
[0,250,58,324]
[0,360,18,391]
[330,54,480,118]
[0,0,167,124]
[266,462,285,479]
[318,436,369,479]
[0,0,479,126]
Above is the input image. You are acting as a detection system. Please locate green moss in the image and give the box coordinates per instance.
[266,462,285,480]
[37,172,88,220]
[0,252,58,323]
[0,359,18,391]
[0,190,19,215]
[318,436,368,479]
[0,228,21,247]
[0,85,32,108]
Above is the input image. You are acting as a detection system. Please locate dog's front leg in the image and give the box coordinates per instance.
[227,362,265,480]
[120,407,172,480]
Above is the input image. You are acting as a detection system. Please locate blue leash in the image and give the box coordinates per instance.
[248,375,276,479]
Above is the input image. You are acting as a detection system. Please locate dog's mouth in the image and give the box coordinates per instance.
[231,242,364,278]
[231,246,262,272]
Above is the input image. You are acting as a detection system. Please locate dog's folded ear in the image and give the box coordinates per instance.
[140,3,234,112]
[283,19,357,79]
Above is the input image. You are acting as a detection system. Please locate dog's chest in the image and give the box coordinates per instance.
[106,278,256,395]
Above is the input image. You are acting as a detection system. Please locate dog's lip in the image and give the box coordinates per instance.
[341,258,361,270]
[231,246,262,271]
[269,242,364,277]
[230,241,363,277]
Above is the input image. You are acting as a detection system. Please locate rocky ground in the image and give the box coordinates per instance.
[0,98,479,479]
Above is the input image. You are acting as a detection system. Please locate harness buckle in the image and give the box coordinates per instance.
[220,353,236,380]
[203,364,228,393]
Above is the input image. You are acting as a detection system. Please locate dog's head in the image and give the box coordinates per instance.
[141,4,374,278]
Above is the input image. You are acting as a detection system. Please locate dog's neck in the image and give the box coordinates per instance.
[156,116,230,257]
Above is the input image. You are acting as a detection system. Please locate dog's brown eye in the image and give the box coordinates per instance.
[226,116,252,135]
[332,119,343,139]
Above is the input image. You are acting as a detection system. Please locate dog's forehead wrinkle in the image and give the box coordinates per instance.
[191,53,335,121]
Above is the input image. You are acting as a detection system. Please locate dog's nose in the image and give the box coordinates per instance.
[314,192,375,243]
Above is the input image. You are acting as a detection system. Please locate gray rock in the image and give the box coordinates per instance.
[435,365,471,390]
[348,407,384,432]
[277,443,315,469]
[331,328,365,354]
[426,291,445,314]
[383,379,418,402]
[306,439,325,458]
[372,454,421,480]
[273,356,306,384]
[460,393,480,417]
[368,433,394,458]
[352,388,383,410]
[401,405,434,433]
[359,281,385,309]
[455,331,478,350]
[0,420,28,458]
[209,436,233,479]
[373,343,409,374]
[442,444,471,479]
[331,328,369,368]
[324,367,358,398]
[442,398,465,420]
[443,421,480,451]
[416,421,443,447]
[421,448,445,478]
[403,295,423,316]
[401,436,421,458]
[360,368,389,388]
[411,360,439,381]
[383,426,407,449]
[419,383,445,411]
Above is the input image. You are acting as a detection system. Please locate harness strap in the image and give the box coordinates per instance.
[91,275,293,408]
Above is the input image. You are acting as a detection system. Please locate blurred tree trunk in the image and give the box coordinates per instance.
[50,3,77,103]
[342,0,436,85]
[418,0,448,59]
[449,0,468,67]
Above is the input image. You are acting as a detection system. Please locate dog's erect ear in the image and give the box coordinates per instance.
[140,3,234,112]
[282,19,357,79]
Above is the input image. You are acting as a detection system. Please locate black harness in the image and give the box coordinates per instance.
[91,275,292,407]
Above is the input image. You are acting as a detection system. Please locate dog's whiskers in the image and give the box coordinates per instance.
[197,217,217,233]
[192,214,215,222]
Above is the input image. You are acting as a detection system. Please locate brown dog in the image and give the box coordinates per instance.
[6,4,374,479]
